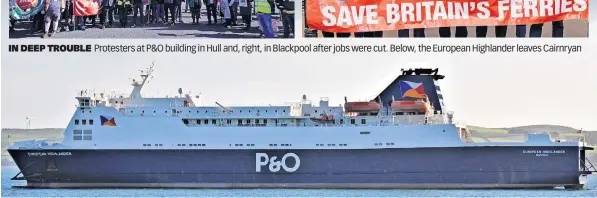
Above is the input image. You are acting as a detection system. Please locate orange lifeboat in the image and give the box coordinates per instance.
[344,102,381,112]
[311,114,335,123]
[391,100,430,112]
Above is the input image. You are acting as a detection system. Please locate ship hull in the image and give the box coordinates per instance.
[7,146,587,189]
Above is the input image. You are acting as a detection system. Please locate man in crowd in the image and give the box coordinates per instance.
[529,21,564,37]
[117,0,132,27]
[275,0,293,38]
[398,29,425,37]
[239,0,252,30]
[60,0,74,31]
[189,0,201,24]
[132,0,145,27]
[255,0,274,38]
[230,0,239,26]
[100,0,115,28]
[439,26,468,37]
[43,0,65,38]
[164,0,176,25]
[204,0,217,25]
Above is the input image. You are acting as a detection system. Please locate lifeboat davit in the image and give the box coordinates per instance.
[391,100,430,112]
[344,102,381,112]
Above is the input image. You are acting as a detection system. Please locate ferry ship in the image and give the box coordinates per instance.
[7,66,596,189]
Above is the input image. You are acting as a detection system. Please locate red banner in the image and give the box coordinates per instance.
[306,0,589,32]
[16,0,39,10]
[74,0,101,16]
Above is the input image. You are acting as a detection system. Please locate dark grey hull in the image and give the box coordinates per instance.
[7,146,590,189]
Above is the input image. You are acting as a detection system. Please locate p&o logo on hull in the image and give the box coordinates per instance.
[256,153,300,173]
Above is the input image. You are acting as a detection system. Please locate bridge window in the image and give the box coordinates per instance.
[89,120,94,125]
[361,119,366,125]
[204,120,208,124]
[82,120,87,125]
[74,119,79,125]
[350,119,355,124]
[212,119,216,125]
[183,119,189,125]
[238,119,242,124]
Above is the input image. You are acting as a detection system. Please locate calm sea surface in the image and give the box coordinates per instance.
[2,166,596,197]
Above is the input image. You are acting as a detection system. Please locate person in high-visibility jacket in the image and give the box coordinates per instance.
[117,0,132,27]
[255,0,275,38]
[275,0,293,38]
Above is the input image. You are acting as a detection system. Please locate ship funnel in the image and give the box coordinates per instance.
[344,97,347,103]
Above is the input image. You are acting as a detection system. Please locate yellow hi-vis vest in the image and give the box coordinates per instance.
[255,0,271,14]
[117,0,131,6]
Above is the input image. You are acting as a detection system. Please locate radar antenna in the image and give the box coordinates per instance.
[130,62,155,99]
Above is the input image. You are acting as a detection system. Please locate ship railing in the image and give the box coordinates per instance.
[580,157,596,173]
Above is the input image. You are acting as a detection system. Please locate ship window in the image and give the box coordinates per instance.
[183,119,189,125]
[315,110,318,113]
[283,110,286,112]
[265,110,268,112]
[74,119,79,125]
[264,119,267,124]
[201,144,205,146]
[275,110,278,112]
[361,119,366,125]
[83,130,92,135]
[227,119,232,124]
[255,119,260,124]
[275,119,279,124]
[204,120,208,124]
[240,144,243,146]
[82,120,87,125]
[177,144,181,146]
[212,119,216,125]
[240,110,242,113]
[155,144,159,146]
[89,120,94,125]
[159,144,163,146]
[182,144,186,146]
[360,131,370,134]
[257,110,260,112]
[246,119,251,124]
[340,119,344,124]
[238,119,242,124]
[249,110,251,113]
[73,130,82,135]
[350,119,355,124]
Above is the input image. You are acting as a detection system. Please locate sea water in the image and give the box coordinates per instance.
[2,166,596,197]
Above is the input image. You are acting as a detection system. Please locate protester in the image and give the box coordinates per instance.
[204,0,217,24]
[175,0,182,23]
[398,29,425,38]
[100,0,115,28]
[439,26,468,37]
[530,21,564,37]
[275,0,293,38]
[164,0,175,25]
[220,0,231,27]
[189,0,201,24]
[61,0,73,31]
[230,0,239,26]
[238,0,252,30]
[42,0,65,38]
[155,0,164,23]
[118,0,132,27]
[255,0,274,38]
[132,0,145,27]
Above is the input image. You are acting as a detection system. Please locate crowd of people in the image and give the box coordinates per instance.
[9,0,294,38]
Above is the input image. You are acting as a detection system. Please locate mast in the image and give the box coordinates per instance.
[130,62,155,99]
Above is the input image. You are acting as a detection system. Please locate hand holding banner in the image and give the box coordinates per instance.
[74,0,101,16]
[306,0,589,33]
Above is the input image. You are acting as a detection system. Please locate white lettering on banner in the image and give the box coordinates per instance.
[321,0,588,27]
[256,153,300,173]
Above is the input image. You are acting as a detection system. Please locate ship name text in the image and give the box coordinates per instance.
[522,150,565,157]
[27,152,72,156]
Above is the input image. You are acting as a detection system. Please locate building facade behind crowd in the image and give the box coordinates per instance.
[10,0,294,38]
